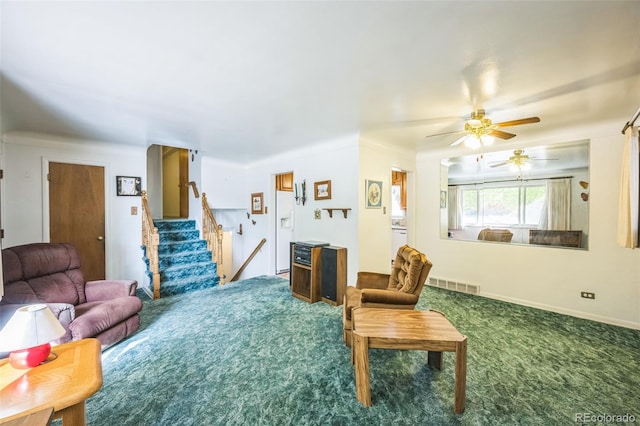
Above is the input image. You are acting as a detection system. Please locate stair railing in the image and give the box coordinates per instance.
[230,238,267,282]
[201,192,225,283]
[141,191,161,299]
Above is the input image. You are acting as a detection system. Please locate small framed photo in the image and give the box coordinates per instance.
[251,192,264,214]
[365,179,382,208]
[440,190,447,208]
[116,176,141,196]
[314,180,332,200]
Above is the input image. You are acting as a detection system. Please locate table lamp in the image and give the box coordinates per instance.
[0,304,66,369]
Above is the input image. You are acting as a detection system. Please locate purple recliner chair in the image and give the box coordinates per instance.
[0,242,142,349]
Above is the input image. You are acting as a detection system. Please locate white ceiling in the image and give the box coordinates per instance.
[446,139,590,183]
[1,1,639,163]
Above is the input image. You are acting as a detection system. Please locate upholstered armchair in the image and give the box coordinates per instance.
[478,228,513,242]
[0,242,142,350]
[342,245,432,346]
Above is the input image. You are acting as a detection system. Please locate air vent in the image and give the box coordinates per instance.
[428,277,480,296]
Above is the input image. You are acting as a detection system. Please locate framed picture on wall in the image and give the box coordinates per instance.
[116,176,141,196]
[365,179,382,208]
[440,190,447,208]
[251,192,264,214]
[314,180,331,200]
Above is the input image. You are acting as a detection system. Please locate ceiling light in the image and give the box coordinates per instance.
[480,135,494,146]
[464,135,482,149]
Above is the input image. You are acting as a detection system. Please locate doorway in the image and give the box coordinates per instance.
[275,172,294,274]
[49,162,106,280]
[391,168,408,264]
[162,147,189,218]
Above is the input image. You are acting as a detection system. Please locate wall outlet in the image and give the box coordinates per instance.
[581,291,595,299]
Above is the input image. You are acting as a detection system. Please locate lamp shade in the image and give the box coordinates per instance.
[0,304,66,352]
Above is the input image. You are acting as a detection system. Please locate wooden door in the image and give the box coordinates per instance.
[161,147,189,218]
[49,162,105,280]
[179,148,189,218]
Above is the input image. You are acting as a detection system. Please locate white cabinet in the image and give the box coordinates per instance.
[391,228,407,262]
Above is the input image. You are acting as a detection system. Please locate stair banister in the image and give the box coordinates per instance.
[141,191,161,299]
[186,181,200,198]
[201,193,225,283]
[230,238,266,282]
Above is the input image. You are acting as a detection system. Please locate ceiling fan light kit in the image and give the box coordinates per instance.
[429,109,541,149]
[488,148,559,174]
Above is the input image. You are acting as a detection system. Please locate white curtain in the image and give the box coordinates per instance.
[617,126,639,248]
[448,186,462,230]
[538,178,572,230]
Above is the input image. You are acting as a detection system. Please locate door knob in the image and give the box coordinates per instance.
[97,236,104,241]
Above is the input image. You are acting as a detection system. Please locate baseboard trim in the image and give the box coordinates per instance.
[140,286,153,300]
[480,291,640,331]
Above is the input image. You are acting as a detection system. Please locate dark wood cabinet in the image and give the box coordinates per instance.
[290,244,323,303]
[529,230,583,248]
[290,243,346,305]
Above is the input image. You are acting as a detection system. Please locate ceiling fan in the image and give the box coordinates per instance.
[489,149,557,170]
[425,109,540,148]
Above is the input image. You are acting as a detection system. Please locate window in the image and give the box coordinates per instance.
[523,185,545,225]
[483,186,519,224]
[458,182,546,227]
[391,185,404,217]
[462,189,478,224]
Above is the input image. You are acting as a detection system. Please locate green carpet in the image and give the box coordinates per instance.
[84,276,639,425]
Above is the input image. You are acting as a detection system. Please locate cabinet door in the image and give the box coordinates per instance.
[276,173,294,191]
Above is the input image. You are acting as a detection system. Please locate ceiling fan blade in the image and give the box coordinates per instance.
[489,129,517,139]
[425,129,466,139]
[449,134,468,146]
[495,117,541,127]
[489,161,509,168]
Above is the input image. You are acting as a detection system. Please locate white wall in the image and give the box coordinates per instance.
[200,157,249,280]
[187,149,202,228]
[416,120,640,329]
[358,138,418,273]
[201,157,248,210]
[145,145,163,218]
[254,134,360,283]
[200,134,362,283]
[1,132,147,285]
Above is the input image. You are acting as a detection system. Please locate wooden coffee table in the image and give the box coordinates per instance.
[0,338,103,426]
[351,308,467,413]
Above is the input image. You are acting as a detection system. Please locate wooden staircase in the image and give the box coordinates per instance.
[141,191,225,299]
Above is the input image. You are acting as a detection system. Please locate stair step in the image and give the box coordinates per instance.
[154,219,197,231]
[160,273,221,297]
[158,229,201,242]
[158,250,212,268]
[158,240,208,254]
[160,261,218,281]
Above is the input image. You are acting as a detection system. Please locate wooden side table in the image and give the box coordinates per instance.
[0,338,103,426]
[0,408,53,426]
[351,308,467,413]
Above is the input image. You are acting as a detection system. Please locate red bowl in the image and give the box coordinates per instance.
[9,343,51,369]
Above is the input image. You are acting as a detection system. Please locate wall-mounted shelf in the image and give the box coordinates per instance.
[323,208,351,218]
